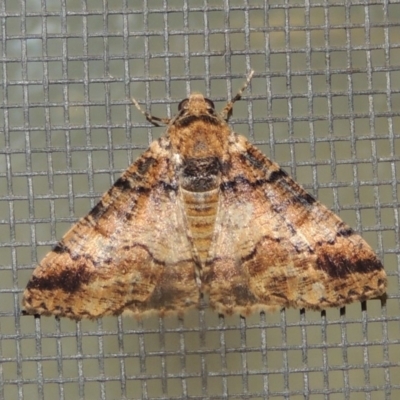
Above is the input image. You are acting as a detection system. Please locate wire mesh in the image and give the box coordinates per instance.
[0,0,399,399]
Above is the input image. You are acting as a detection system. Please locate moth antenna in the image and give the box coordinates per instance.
[220,70,254,121]
[132,98,171,127]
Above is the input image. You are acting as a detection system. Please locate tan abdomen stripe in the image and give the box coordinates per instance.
[181,188,219,263]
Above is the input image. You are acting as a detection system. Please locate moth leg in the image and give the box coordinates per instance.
[132,98,171,127]
[220,70,254,121]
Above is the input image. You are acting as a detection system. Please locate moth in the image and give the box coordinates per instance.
[22,71,387,320]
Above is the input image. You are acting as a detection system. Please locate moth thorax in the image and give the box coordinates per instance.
[180,187,219,266]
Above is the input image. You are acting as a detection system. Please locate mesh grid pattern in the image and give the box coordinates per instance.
[1,1,399,399]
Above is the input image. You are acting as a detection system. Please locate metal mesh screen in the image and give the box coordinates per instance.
[1,0,399,399]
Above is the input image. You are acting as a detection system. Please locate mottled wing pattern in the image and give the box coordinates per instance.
[23,78,387,320]
[203,134,387,315]
[22,137,198,319]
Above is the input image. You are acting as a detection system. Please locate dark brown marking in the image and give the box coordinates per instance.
[52,242,68,254]
[175,114,219,127]
[114,177,133,191]
[316,251,383,279]
[88,201,106,222]
[181,157,220,191]
[267,168,288,183]
[137,157,157,175]
[26,264,92,293]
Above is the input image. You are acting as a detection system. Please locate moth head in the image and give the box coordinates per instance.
[177,94,216,117]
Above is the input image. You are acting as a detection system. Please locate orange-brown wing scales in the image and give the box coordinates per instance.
[22,139,198,319]
[203,135,387,315]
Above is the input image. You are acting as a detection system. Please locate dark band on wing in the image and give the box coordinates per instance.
[220,174,316,206]
[267,168,288,183]
[26,264,92,293]
[240,147,316,205]
[336,223,354,237]
[316,250,384,278]
[86,178,178,224]
[240,151,270,171]
[137,156,157,175]
[26,242,194,294]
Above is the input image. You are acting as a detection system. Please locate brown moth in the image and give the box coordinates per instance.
[22,71,387,320]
